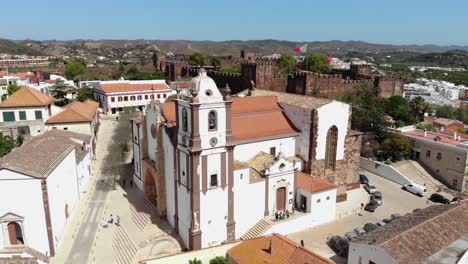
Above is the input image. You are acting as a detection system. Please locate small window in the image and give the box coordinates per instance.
[206,89,213,96]
[137,95,142,100]
[63,127,68,130]
[19,111,26,121]
[145,95,148,100]
[240,173,243,180]
[157,94,161,99]
[426,150,431,158]
[456,156,461,166]
[208,111,217,130]
[150,95,154,99]
[163,94,167,98]
[182,108,188,132]
[437,152,442,161]
[326,196,330,200]
[2,112,15,122]
[317,199,321,203]
[130,96,136,101]
[111,97,115,102]
[210,174,218,187]
[270,147,276,156]
[118,97,123,102]
[453,179,458,188]
[35,110,42,120]
[124,96,128,101]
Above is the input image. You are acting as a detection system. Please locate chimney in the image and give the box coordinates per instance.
[268,240,273,254]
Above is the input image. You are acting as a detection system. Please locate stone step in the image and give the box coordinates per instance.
[112,226,138,264]
[240,219,271,240]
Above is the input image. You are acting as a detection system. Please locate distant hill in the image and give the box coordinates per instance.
[0,39,45,56]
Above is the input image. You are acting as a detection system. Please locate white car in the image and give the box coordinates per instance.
[364,183,377,194]
[403,184,426,197]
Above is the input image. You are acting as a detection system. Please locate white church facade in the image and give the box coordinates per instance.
[131,70,359,250]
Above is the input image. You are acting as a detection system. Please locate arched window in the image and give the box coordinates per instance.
[325,126,338,172]
[130,96,136,101]
[208,110,217,130]
[182,108,188,132]
[118,97,123,102]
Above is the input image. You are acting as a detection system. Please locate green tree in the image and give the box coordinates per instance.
[189,258,202,264]
[65,59,86,80]
[209,256,229,264]
[456,104,468,123]
[384,96,412,123]
[50,79,67,99]
[76,86,94,102]
[379,134,411,162]
[436,104,456,119]
[211,56,222,68]
[166,94,177,102]
[277,53,296,74]
[0,135,17,157]
[303,53,331,73]
[189,51,209,66]
[7,82,20,95]
[409,96,429,123]
[127,65,139,75]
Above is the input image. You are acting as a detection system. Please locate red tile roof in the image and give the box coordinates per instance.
[227,233,334,264]
[0,86,54,108]
[46,99,99,124]
[100,82,170,93]
[161,96,299,142]
[296,171,337,193]
[402,130,465,146]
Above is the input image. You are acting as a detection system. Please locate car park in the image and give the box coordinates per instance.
[371,191,383,205]
[363,223,378,232]
[364,183,377,194]
[429,193,450,204]
[403,184,426,196]
[359,174,369,184]
[328,236,349,257]
[354,227,366,237]
[345,231,358,241]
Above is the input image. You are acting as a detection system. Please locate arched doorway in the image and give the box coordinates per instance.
[276,187,286,211]
[144,171,157,207]
[7,222,24,245]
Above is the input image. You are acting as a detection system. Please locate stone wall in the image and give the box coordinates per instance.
[377,76,405,98]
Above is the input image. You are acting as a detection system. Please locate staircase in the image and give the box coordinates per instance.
[112,226,138,264]
[393,160,446,194]
[240,219,271,240]
[129,198,156,231]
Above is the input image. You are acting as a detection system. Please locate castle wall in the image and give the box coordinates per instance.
[377,76,405,98]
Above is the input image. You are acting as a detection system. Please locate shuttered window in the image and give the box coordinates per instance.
[19,111,26,120]
[3,112,15,122]
[35,111,43,120]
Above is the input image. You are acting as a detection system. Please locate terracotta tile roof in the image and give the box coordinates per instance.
[296,171,337,193]
[0,86,54,108]
[433,117,463,127]
[0,130,91,178]
[252,89,332,110]
[354,202,468,264]
[402,129,466,147]
[100,82,170,93]
[0,70,8,76]
[227,233,334,264]
[46,99,99,124]
[171,81,191,89]
[161,96,300,142]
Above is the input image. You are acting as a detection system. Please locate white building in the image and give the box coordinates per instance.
[92,79,173,114]
[0,130,91,263]
[130,70,355,251]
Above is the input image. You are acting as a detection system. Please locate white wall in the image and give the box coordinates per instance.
[106,91,172,110]
[46,149,80,250]
[279,103,312,162]
[315,101,349,161]
[163,131,175,227]
[264,213,314,236]
[310,189,336,226]
[233,168,265,239]
[0,106,50,123]
[76,152,91,194]
[0,171,49,255]
[46,123,91,135]
[348,243,397,264]
[177,183,191,248]
[234,137,296,162]
[131,121,144,191]
[360,157,412,186]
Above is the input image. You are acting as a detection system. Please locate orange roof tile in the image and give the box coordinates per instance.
[0,70,8,76]
[402,130,465,146]
[100,82,169,93]
[296,172,337,193]
[232,96,280,115]
[0,86,54,108]
[46,100,99,124]
[227,233,334,264]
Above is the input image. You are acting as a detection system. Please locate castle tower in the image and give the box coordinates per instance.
[174,69,235,249]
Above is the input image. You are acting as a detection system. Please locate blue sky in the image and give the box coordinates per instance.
[1,0,467,45]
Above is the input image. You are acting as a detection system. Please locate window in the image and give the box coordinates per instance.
[137,95,142,100]
[124,96,128,101]
[270,147,276,156]
[163,94,167,98]
[118,97,123,102]
[326,196,330,200]
[325,126,338,172]
[317,199,321,203]
[208,110,217,130]
[63,127,68,130]
[157,94,161,99]
[2,112,15,122]
[437,152,442,161]
[240,173,243,180]
[111,97,115,102]
[150,95,154,99]
[145,95,148,100]
[210,174,218,187]
[19,111,26,121]
[130,96,136,101]
[453,179,458,189]
[456,156,461,167]
[35,111,42,120]
[426,150,431,158]
[182,108,188,132]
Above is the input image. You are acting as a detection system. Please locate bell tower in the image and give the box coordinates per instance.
[175,69,235,250]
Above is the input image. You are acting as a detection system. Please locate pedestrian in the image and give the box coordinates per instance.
[286,210,290,219]
[130,180,133,188]
[300,240,304,247]
[115,215,120,226]
[108,214,114,224]
[275,212,278,221]
[123,178,126,189]
[116,116,119,121]
[292,206,295,215]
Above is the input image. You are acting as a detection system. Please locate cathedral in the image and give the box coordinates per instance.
[131,69,361,250]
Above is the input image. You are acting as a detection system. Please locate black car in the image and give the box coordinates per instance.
[364,200,379,212]
[429,193,450,204]
[383,218,393,224]
[363,223,378,232]
[328,236,349,257]
[359,174,369,184]
[452,196,464,203]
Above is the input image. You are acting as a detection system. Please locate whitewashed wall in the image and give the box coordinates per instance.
[46,149,80,250]
[267,171,295,215]
[177,183,191,248]
[163,131,175,227]
[360,157,412,186]
[0,171,49,254]
[0,106,50,123]
[310,189,336,226]
[315,101,349,161]
[76,152,91,194]
[46,123,91,135]
[234,137,296,162]
[264,213,314,236]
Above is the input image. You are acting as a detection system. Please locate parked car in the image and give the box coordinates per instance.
[363,223,378,232]
[328,236,349,257]
[354,227,366,237]
[376,221,386,227]
[371,191,383,205]
[364,183,377,194]
[365,200,379,212]
[403,184,426,196]
[359,174,369,184]
[452,196,464,203]
[391,213,401,220]
[383,218,393,224]
[345,231,358,241]
[429,193,450,204]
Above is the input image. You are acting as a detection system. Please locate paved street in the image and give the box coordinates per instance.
[288,169,435,263]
